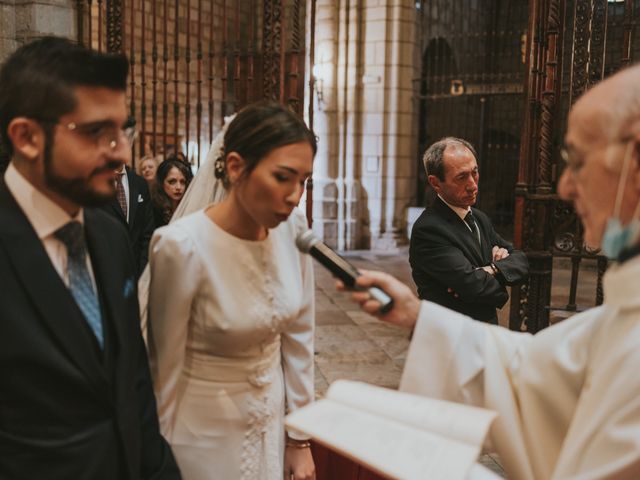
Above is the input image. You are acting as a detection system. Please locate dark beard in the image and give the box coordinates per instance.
[43,139,119,207]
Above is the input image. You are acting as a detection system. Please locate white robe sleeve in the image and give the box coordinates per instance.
[400,301,536,480]
[400,301,532,406]
[281,210,315,440]
[146,225,202,438]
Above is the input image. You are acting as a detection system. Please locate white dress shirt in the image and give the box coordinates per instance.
[5,162,97,290]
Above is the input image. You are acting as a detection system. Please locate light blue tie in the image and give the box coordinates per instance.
[55,221,104,349]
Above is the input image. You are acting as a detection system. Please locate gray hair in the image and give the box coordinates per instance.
[422,137,477,180]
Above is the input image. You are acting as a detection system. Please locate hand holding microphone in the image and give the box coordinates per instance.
[295,230,394,314]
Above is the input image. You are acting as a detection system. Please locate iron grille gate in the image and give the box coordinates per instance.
[513,0,639,332]
[75,0,307,169]
[417,0,530,240]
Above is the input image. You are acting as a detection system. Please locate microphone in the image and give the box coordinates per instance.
[296,230,394,314]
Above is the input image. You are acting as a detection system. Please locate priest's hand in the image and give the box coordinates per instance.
[284,443,315,480]
[337,270,421,329]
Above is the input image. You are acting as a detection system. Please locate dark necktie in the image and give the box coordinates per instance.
[55,221,104,349]
[115,171,128,219]
[464,211,481,245]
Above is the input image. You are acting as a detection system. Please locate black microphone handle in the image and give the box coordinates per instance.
[307,244,394,313]
[308,242,361,288]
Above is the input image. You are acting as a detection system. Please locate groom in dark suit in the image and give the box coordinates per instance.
[0,37,180,479]
[410,137,528,324]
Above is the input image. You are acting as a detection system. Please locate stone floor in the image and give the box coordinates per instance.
[311,246,600,478]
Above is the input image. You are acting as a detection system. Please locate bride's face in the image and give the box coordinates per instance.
[232,141,313,229]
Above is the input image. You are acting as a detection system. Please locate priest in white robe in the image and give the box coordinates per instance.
[344,65,640,479]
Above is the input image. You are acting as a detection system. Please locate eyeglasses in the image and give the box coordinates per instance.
[560,138,632,175]
[559,146,585,175]
[35,117,137,151]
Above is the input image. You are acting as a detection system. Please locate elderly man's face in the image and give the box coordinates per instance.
[558,92,639,249]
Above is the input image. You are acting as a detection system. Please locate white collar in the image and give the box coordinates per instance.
[603,254,640,310]
[4,162,84,240]
[438,194,471,221]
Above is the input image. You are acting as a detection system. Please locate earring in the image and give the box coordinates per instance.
[214,157,226,180]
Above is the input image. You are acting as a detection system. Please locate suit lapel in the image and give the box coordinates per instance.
[433,197,484,264]
[84,209,126,361]
[0,183,109,398]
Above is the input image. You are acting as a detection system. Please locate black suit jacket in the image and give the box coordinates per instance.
[0,180,180,480]
[103,167,155,277]
[409,196,528,323]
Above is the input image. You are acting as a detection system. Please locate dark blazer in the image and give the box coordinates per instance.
[0,180,180,480]
[409,196,528,323]
[103,167,155,277]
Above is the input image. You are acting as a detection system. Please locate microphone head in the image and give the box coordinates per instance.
[295,229,320,253]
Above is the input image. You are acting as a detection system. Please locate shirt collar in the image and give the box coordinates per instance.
[438,194,471,221]
[4,162,84,240]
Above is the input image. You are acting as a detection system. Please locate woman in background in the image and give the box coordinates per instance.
[147,102,316,480]
[151,156,192,227]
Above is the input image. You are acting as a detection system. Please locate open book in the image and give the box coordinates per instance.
[285,380,499,480]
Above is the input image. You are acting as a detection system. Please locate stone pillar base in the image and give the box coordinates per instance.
[370,230,408,252]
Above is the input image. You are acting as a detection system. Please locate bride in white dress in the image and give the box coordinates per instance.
[146,102,316,480]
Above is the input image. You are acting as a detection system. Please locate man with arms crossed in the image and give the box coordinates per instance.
[410,138,528,323]
[0,37,180,479]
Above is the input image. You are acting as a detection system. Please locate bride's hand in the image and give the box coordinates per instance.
[284,445,315,480]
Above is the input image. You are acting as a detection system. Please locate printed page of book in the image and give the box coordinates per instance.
[327,380,496,447]
[286,399,480,480]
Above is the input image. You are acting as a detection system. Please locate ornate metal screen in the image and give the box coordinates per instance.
[76,0,307,168]
[513,0,639,332]
[417,0,639,332]
[416,0,529,239]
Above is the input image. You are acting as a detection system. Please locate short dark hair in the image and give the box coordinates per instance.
[0,36,129,156]
[216,101,317,186]
[422,137,477,181]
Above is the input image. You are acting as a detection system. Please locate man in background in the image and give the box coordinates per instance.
[103,118,155,278]
[410,137,528,323]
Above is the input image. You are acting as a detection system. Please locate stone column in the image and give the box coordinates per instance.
[0,0,76,62]
[361,2,417,250]
[0,1,17,62]
[310,0,419,250]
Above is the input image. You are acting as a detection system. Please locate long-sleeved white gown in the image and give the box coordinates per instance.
[147,208,314,480]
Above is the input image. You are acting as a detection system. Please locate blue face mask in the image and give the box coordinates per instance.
[601,142,640,260]
[601,217,640,260]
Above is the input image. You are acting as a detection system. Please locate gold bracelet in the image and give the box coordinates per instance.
[285,440,311,449]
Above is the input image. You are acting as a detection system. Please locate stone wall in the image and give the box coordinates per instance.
[0,0,76,63]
